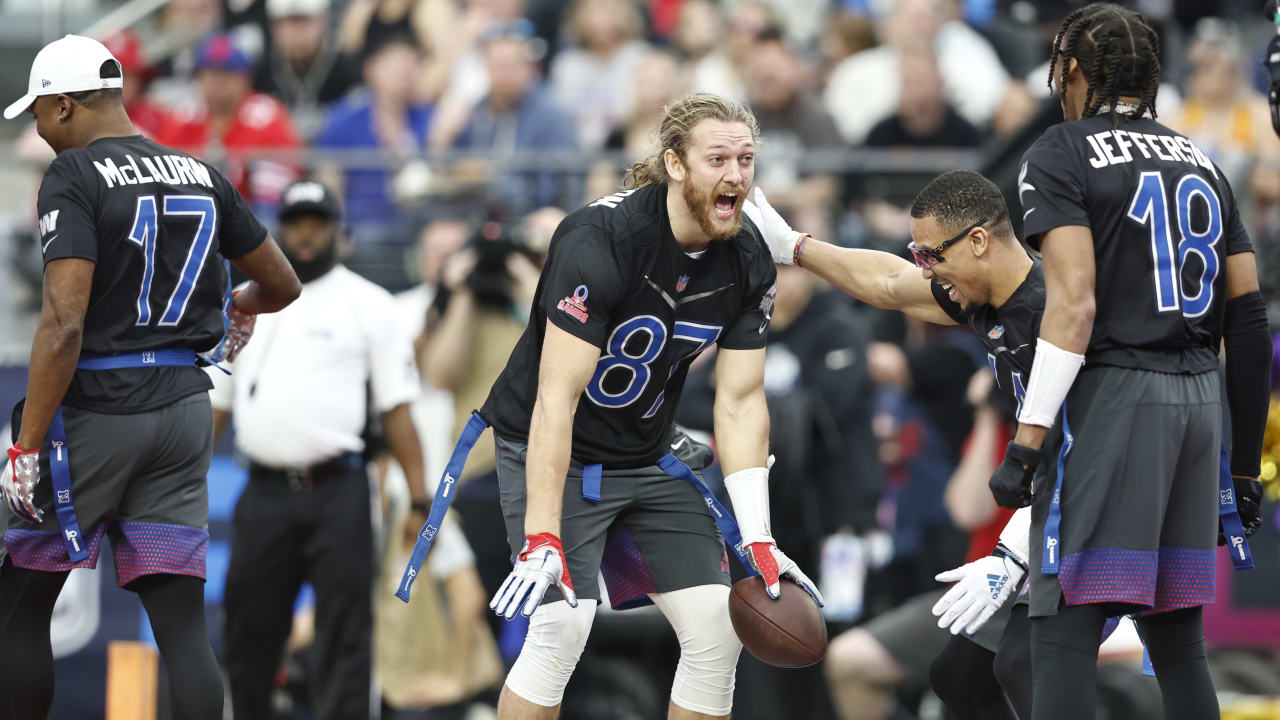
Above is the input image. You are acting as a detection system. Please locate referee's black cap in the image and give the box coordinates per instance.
[278,179,342,223]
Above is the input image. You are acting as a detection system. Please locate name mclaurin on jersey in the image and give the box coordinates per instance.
[1082,128,1217,178]
[91,153,216,190]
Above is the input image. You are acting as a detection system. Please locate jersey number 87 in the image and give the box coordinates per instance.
[585,315,721,418]
[1126,171,1222,319]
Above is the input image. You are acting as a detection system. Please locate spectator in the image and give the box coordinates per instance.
[744,33,845,202]
[1165,19,1277,197]
[254,0,363,141]
[313,35,433,229]
[453,33,580,214]
[604,50,684,161]
[100,30,166,137]
[394,217,471,485]
[676,0,747,101]
[865,52,982,148]
[419,214,552,624]
[818,13,877,85]
[376,510,502,719]
[824,0,1012,144]
[337,0,437,56]
[549,0,651,150]
[155,32,302,209]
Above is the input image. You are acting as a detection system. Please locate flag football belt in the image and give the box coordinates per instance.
[52,344,224,562]
[1217,444,1254,571]
[396,413,759,603]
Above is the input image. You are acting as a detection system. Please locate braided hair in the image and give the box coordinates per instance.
[1046,3,1161,125]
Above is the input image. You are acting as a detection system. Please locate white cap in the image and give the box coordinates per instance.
[267,0,329,20]
[4,35,124,120]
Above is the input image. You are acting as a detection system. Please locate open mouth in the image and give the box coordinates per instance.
[940,282,958,302]
[713,192,738,221]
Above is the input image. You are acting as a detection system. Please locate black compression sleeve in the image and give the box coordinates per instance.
[1224,291,1272,477]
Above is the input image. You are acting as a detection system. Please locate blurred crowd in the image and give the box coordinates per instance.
[6,0,1280,718]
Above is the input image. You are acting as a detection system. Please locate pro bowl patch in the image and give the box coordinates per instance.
[557,284,590,323]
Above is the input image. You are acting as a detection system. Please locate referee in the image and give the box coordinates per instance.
[210,179,428,719]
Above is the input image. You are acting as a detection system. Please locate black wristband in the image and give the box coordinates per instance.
[1005,442,1045,470]
[410,500,430,514]
[993,542,1029,573]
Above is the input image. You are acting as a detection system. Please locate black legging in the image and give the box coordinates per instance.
[1030,603,1218,720]
[0,561,222,720]
[930,603,1033,720]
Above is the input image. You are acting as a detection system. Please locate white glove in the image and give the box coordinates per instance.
[742,187,805,265]
[489,532,577,619]
[2,444,43,524]
[932,554,1024,635]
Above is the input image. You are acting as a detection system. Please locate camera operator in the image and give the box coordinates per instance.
[419,209,558,611]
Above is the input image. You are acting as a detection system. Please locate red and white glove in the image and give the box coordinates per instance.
[2,444,43,524]
[223,291,257,363]
[490,532,577,619]
[726,463,823,605]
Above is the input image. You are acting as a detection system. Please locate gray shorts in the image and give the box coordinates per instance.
[1028,366,1220,617]
[863,589,951,688]
[494,433,729,609]
[3,393,213,586]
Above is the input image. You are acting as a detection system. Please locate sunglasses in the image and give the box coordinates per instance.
[908,217,987,269]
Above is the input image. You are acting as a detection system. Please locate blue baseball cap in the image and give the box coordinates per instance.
[195,33,252,73]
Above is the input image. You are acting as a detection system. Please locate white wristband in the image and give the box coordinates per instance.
[996,507,1032,566]
[724,466,772,544]
[1016,338,1085,428]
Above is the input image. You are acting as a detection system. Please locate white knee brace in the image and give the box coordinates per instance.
[652,585,743,717]
[504,599,598,707]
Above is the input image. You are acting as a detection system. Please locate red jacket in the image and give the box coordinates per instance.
[155,92,301,206]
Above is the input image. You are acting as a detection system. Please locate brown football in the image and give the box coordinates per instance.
[728,576,828,668]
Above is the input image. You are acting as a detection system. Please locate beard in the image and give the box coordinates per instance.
[682,179,743,242]
[283,237,338,283]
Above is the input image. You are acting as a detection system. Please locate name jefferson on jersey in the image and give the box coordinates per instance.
[38,135,267,413]
[481,184,777,468]
[1018,117,1252,374]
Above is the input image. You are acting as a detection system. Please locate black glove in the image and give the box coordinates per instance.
[989,442,1045,509]
[1219,475,1264,545]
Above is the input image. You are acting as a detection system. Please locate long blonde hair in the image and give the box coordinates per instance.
[622,93,761,189]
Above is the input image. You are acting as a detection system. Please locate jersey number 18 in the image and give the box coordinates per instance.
[1126,171,1222,319]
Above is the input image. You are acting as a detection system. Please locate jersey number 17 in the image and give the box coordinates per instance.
[1126,171,1222,319]
[127,194,219,327]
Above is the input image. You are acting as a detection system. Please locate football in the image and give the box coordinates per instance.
[728,576,828,668]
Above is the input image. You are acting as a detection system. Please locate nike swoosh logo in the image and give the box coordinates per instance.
[1023,208,1036,220]
[671,436,688,451]
[41,234,58,253]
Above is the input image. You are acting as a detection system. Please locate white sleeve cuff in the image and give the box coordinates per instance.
[1016,338,1085,428]
[996,507,1032,566]
[724,466,772,544]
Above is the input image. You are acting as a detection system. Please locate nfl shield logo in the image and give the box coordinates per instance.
[988,325,1005,340]
[676,274,689,292]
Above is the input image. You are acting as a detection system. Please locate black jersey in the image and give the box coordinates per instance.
[932,261,1045,415]
[36,135,268,413]
[1018,117,1252,374]
[481,184,778,468]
